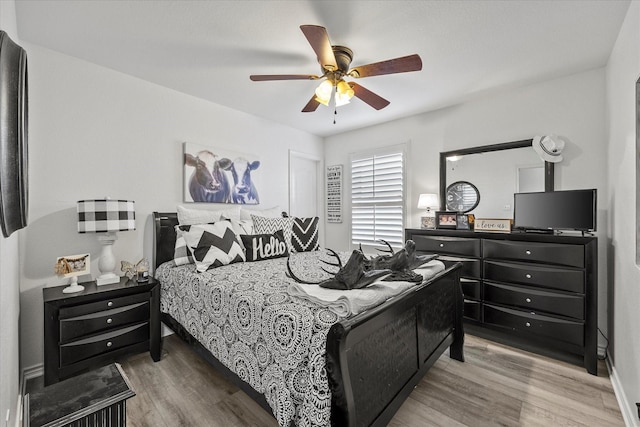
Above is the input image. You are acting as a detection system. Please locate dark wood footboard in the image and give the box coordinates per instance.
[152,212,464,426]
[326,263,463,427]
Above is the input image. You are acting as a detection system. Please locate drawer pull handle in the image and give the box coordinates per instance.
[106,341,113,348]
[106,318,113,324]
[107,301,114,307]
[525,274,532,279]
[525,298,532,303]
[525,322,531,327]
[525,250,531,255]
[439,243,444,248]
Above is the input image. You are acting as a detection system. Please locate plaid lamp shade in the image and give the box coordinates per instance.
[77,199,136,233]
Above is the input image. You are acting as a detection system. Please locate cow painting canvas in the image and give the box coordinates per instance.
[183,142,261,205]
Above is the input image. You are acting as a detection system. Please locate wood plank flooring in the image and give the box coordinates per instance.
[119,333,624,426]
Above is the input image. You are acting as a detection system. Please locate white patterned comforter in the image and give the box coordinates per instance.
[156,251,439,426]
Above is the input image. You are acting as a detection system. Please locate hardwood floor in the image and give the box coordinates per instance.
[119,333,624,426]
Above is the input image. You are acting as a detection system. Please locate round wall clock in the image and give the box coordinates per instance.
[446,181,480,213]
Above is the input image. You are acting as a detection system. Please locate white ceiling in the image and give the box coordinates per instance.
[14,0,630,138]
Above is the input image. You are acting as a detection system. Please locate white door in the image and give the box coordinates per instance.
[289,151,319,217]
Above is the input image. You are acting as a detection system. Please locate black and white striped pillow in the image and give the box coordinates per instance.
[179,222,245,272]
[173,225,194,266]
[251,215,294,252]
[291,217,320,252]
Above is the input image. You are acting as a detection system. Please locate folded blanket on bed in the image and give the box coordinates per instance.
[286,260,446,317]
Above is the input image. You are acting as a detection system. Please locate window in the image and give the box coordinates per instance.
[351,145,406,248]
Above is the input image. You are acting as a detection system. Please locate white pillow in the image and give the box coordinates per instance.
[177,205,241,225]
[239,206,282,221]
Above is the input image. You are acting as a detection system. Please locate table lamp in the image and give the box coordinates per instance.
[417,193,439,229]
[77,199,135,285]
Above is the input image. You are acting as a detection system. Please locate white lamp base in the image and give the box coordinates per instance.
[96,232,121,286]
[63,276,84,293]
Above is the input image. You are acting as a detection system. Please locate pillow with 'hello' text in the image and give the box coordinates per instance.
[240,230,289,262]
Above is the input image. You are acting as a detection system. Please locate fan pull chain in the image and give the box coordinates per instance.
[333,85,338,124]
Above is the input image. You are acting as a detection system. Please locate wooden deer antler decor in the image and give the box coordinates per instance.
[286,240,438,290]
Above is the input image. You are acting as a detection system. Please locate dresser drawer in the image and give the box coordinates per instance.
[484,260,584,293]
[483,240,584,268]
[483,304,583,347]
[464,300,481,321]
[60,301,149,342]
[484,281,584,320]
[59,292,150,319]
[460,278,481,300]
[413,235,481,257]
[60,322,149,366]
[439,256,481,278]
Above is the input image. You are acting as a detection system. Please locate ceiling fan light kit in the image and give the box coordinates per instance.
[250,25,422,116]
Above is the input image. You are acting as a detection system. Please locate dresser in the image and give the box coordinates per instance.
[405,228,597,374]
[43,277,161,385]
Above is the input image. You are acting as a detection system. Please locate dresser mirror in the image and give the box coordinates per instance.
[439,140,554,219]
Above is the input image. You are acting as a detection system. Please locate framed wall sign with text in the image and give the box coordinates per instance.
[326,165,342,223]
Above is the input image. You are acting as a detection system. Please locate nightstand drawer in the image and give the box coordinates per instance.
[483,304,583,347]
[60,322,149,366]
[483,239,584,268]
[484,281,584,320]
[413,235,481,257]
[60,301,149,342]
[59,292,150,319]
[484,260,584,293]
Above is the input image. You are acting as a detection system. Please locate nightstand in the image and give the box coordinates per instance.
[43,276,161,385]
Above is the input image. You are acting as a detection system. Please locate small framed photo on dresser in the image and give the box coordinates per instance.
[456,214,470,230]
[435,211,458,229]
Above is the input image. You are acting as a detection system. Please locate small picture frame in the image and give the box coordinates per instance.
[456,214,470,230]
[55,253,90,278]
[435,211,458,229]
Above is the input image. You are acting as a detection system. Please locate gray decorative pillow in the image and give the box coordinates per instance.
[179,221,246,272]
[251,215,294,252]
[291,217,320,252]
[173,225,194,266]
[240,230,289,262]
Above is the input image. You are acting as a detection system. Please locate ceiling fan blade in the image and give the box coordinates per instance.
[300,25,338,71]
[349,82,390,110]
[302,95,321,113]
[348,54,422,78]
[250,74,319,81]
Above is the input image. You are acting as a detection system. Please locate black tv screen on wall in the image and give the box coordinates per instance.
[0,30,28,238]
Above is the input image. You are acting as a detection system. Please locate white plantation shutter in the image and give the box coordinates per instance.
[351,147,405,247]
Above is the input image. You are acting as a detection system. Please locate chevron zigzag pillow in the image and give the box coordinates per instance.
[179,221,246,272]
[251,215,294,252]
[291,217,320,252]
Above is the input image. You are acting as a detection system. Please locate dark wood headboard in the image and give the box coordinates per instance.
[153,212,179,269]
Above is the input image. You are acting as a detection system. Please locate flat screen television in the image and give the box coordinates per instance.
[513,189,597,232]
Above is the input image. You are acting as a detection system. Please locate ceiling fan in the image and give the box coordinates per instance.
[250,25,423,113]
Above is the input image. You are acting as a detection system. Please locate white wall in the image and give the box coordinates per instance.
[0,1,23,425]
[325,68,609,348]
[19,44,323,370]
[606,2,640,425]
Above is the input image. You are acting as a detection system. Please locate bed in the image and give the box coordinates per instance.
[153,211,464,426]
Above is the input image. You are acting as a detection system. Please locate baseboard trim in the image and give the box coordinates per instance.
[607,355,639,427]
